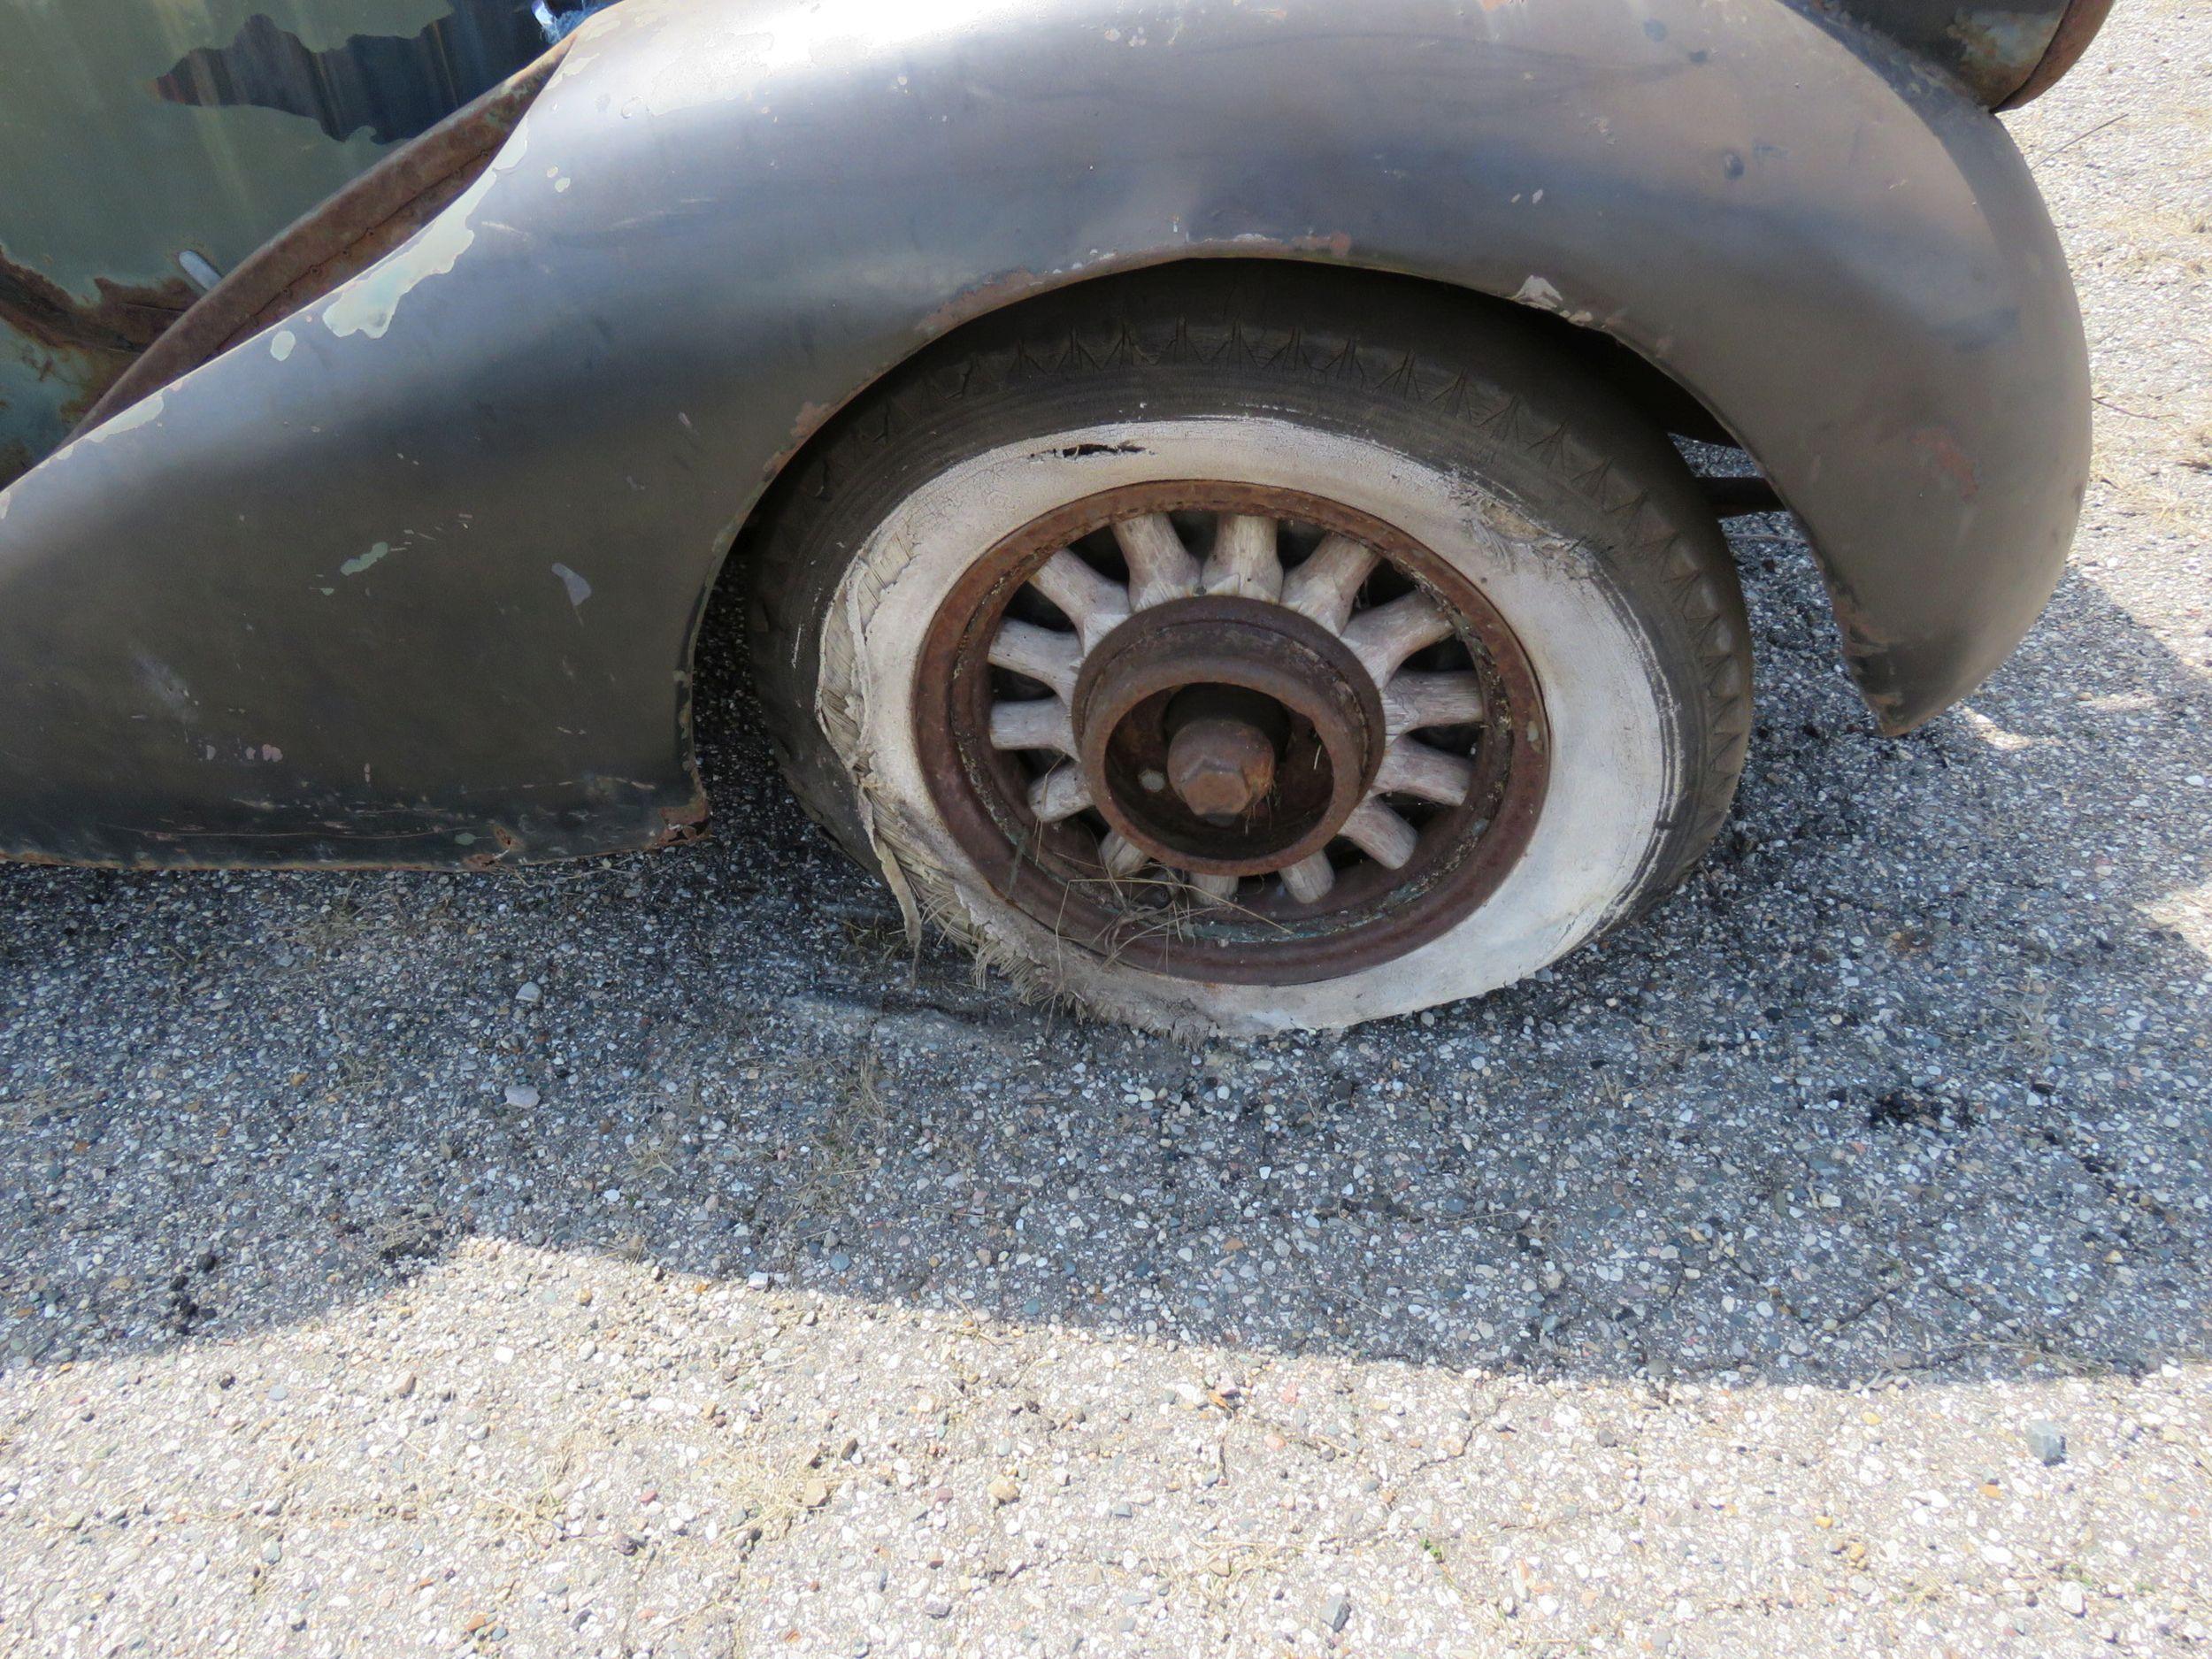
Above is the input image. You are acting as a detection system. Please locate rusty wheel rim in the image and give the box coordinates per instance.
[913,481,1550,985]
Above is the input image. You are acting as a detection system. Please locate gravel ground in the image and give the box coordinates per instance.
[4,12,2209,1657]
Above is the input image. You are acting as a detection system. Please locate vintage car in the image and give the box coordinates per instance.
[0,0,2106,1032]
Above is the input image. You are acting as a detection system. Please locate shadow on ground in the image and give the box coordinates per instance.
[2,523,2207,1388]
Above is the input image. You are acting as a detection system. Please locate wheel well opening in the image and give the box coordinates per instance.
[688,256,1764,807]
[724,255,1755,591]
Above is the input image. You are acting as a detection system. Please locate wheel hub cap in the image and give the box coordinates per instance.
[1071,595,1384,878]
[914,480,1550,984]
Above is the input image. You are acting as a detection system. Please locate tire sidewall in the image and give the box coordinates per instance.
[817,411,1684,1034]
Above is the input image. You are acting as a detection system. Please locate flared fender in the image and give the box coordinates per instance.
[0,0,2089,866]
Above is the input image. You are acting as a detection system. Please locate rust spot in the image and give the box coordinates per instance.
[650,792,710,848]
[761,399,840,481]
[0,847,72,868]
[1909,426,1980,500]
[1824,576,1903,656]
[0,251,196,431]
[921,265,1056,342]
[460,824,523,868]
[1821,579,1919,734]
[0,257,193,358]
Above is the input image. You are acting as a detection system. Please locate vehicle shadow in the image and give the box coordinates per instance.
[1,525,2206,1388]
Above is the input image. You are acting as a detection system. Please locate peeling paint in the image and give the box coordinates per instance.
[270,328,296,361]
[81,390,165,444]
[323,132,527,341]
[63,42,572,440]
[342,540,392,575]
[1511,274,1564,311]
[551,562,593,607]
[1225,229,1355,260]
[762,398,837,480]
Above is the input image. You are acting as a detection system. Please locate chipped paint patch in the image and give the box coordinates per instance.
[82,391,165,445]
[342,541,393,576]
[552,562,593,607]
[1511,275,1564,312]
[323,131,528,341]
[270,329,297,362]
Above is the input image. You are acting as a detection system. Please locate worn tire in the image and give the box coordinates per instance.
[746,265,1750,1033]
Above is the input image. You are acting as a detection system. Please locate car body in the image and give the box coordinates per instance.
[0,0,2110,1027]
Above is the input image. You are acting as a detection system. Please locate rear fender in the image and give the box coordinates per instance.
[0,0,2090,867]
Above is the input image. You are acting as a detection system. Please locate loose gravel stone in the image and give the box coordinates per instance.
[2025,1420,2070,1465]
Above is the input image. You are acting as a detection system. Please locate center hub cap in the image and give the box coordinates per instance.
[1071,595,1384,879]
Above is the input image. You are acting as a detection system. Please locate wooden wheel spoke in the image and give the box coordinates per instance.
[1279,533,1377,634]
[1030,549,1131,650]
[1340,591,1454,685]
[1098,829,1149,877]
[1342,799,1420,869]
[1279,851,1336,904]
[988,618,1081,698]
[1373,738,1476,806]
[1027,764,1093,823]
[1202,514,1284,602]
[1113,513,1201,610]
[1382,671,1487,735]
[988,697,1076,754]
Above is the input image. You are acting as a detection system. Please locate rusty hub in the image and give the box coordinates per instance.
[1071,595,1383,879]
[913,480,1549,985]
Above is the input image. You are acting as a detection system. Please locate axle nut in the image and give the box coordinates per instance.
[1166,716,1277,823]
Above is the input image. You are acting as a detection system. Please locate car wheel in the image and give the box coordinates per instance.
[747,266,1750,1034]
